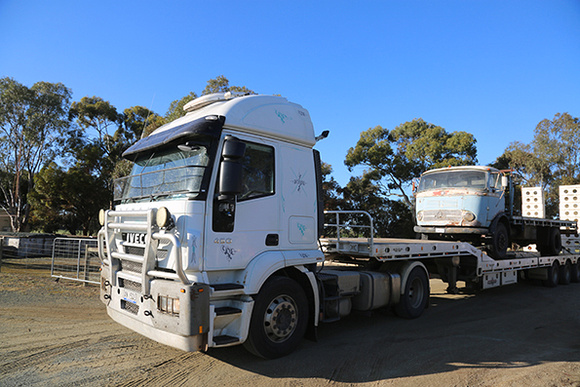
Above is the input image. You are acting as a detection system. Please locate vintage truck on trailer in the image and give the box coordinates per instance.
[414,166,576,258]
[97,92,580,358]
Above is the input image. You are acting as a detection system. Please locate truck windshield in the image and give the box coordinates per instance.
[418,170,487,192]
[114,145,210,202]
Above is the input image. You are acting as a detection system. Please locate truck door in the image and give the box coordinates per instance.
[204,136,279,270]
[486,171,505,221]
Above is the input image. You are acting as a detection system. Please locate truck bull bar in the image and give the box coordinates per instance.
[97,209,189,294]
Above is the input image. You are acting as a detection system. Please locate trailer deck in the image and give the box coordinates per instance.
[321,211,580,290]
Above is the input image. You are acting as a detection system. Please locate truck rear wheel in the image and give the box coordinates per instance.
[538,228,562,256]
[543,261,560,288]
[394,267,429,319]
[244,276,308,359]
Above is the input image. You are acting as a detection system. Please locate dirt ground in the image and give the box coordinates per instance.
[1,268,580,387]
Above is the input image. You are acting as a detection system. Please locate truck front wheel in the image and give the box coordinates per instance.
[489,223,509,259]
[244,276,308,359]
[394,267,429,319]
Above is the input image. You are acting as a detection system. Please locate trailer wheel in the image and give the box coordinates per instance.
[559,261,571,285]
[489,223,509,259]
[571,262,580,283]
[543,261,560,288]
[244,276,308,359]
[394,267,429,319]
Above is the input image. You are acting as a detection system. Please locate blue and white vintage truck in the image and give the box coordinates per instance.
[414,166,576,258]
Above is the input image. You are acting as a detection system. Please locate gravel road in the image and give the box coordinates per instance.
[1,269,580,386]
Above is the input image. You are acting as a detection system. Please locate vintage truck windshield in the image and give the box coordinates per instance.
[114,145,210,202]
[418,170,487,192]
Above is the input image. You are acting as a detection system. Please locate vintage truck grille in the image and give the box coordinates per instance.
[422,209,462,223]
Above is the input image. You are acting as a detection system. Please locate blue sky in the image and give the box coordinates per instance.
[1,0,579,187]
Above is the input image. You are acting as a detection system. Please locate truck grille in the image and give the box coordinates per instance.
[119,260,142,274]
[422,209,462,223]
[119,278,141,292]
[121,300,139,315]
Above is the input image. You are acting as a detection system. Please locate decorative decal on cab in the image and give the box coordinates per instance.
[291,169,307,194]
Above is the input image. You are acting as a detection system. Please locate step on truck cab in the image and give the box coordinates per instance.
[414,166,576,258]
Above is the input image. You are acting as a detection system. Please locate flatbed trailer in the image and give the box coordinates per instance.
[320,211,580,291]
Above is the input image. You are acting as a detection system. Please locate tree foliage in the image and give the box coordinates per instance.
[166,76,254,122]
[0,77,72,231]
[492,112,580,217]
[29,163,109,235]
[345,119,477,206]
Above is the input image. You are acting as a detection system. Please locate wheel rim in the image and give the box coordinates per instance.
[497,232,508,252]
[408,277,424,309]
[263,294,298,343]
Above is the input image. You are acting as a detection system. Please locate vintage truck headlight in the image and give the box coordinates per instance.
[416,211,424,221]
[463,211,476,222]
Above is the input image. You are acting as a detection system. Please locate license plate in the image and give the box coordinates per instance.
[435,228,445,233]
[123,232,146,245]
[122,289,139,304]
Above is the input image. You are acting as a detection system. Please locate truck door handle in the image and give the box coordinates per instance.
[266,234,279,246]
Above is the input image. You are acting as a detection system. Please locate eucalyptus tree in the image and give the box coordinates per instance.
[0,77,72,231]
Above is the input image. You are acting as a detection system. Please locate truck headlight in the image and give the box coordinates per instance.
[417,211,424,221]
[158,295,180,315]
[156,207,171,228]
[463,211,476,222]
[99,209,106,226]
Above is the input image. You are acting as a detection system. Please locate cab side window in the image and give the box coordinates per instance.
[239,142,275,201]
[489,172,502,191]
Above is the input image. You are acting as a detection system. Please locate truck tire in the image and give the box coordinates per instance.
[244,276,308,359]
[559,261,571,285]
[489,223,509,259]
[543,261,560,288]
[538,228,562,256]
[394,267,429,319]
[571,262,580,283]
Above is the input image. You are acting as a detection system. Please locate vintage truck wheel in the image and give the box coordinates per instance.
[538,228,562,256]
[244,276,308,359]
[394,266,429,319]
[489,223,509,259]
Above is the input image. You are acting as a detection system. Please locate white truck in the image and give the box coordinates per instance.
[97,93,580,359]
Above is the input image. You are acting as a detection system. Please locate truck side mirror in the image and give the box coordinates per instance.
[501,176,509,189]
[218,136,246,198]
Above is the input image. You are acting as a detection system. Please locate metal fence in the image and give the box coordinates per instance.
[0,234,57,271]
[51,237,100,284]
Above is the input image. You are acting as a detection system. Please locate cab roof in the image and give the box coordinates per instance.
[421,165,501,176]
[125,93,316,159]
